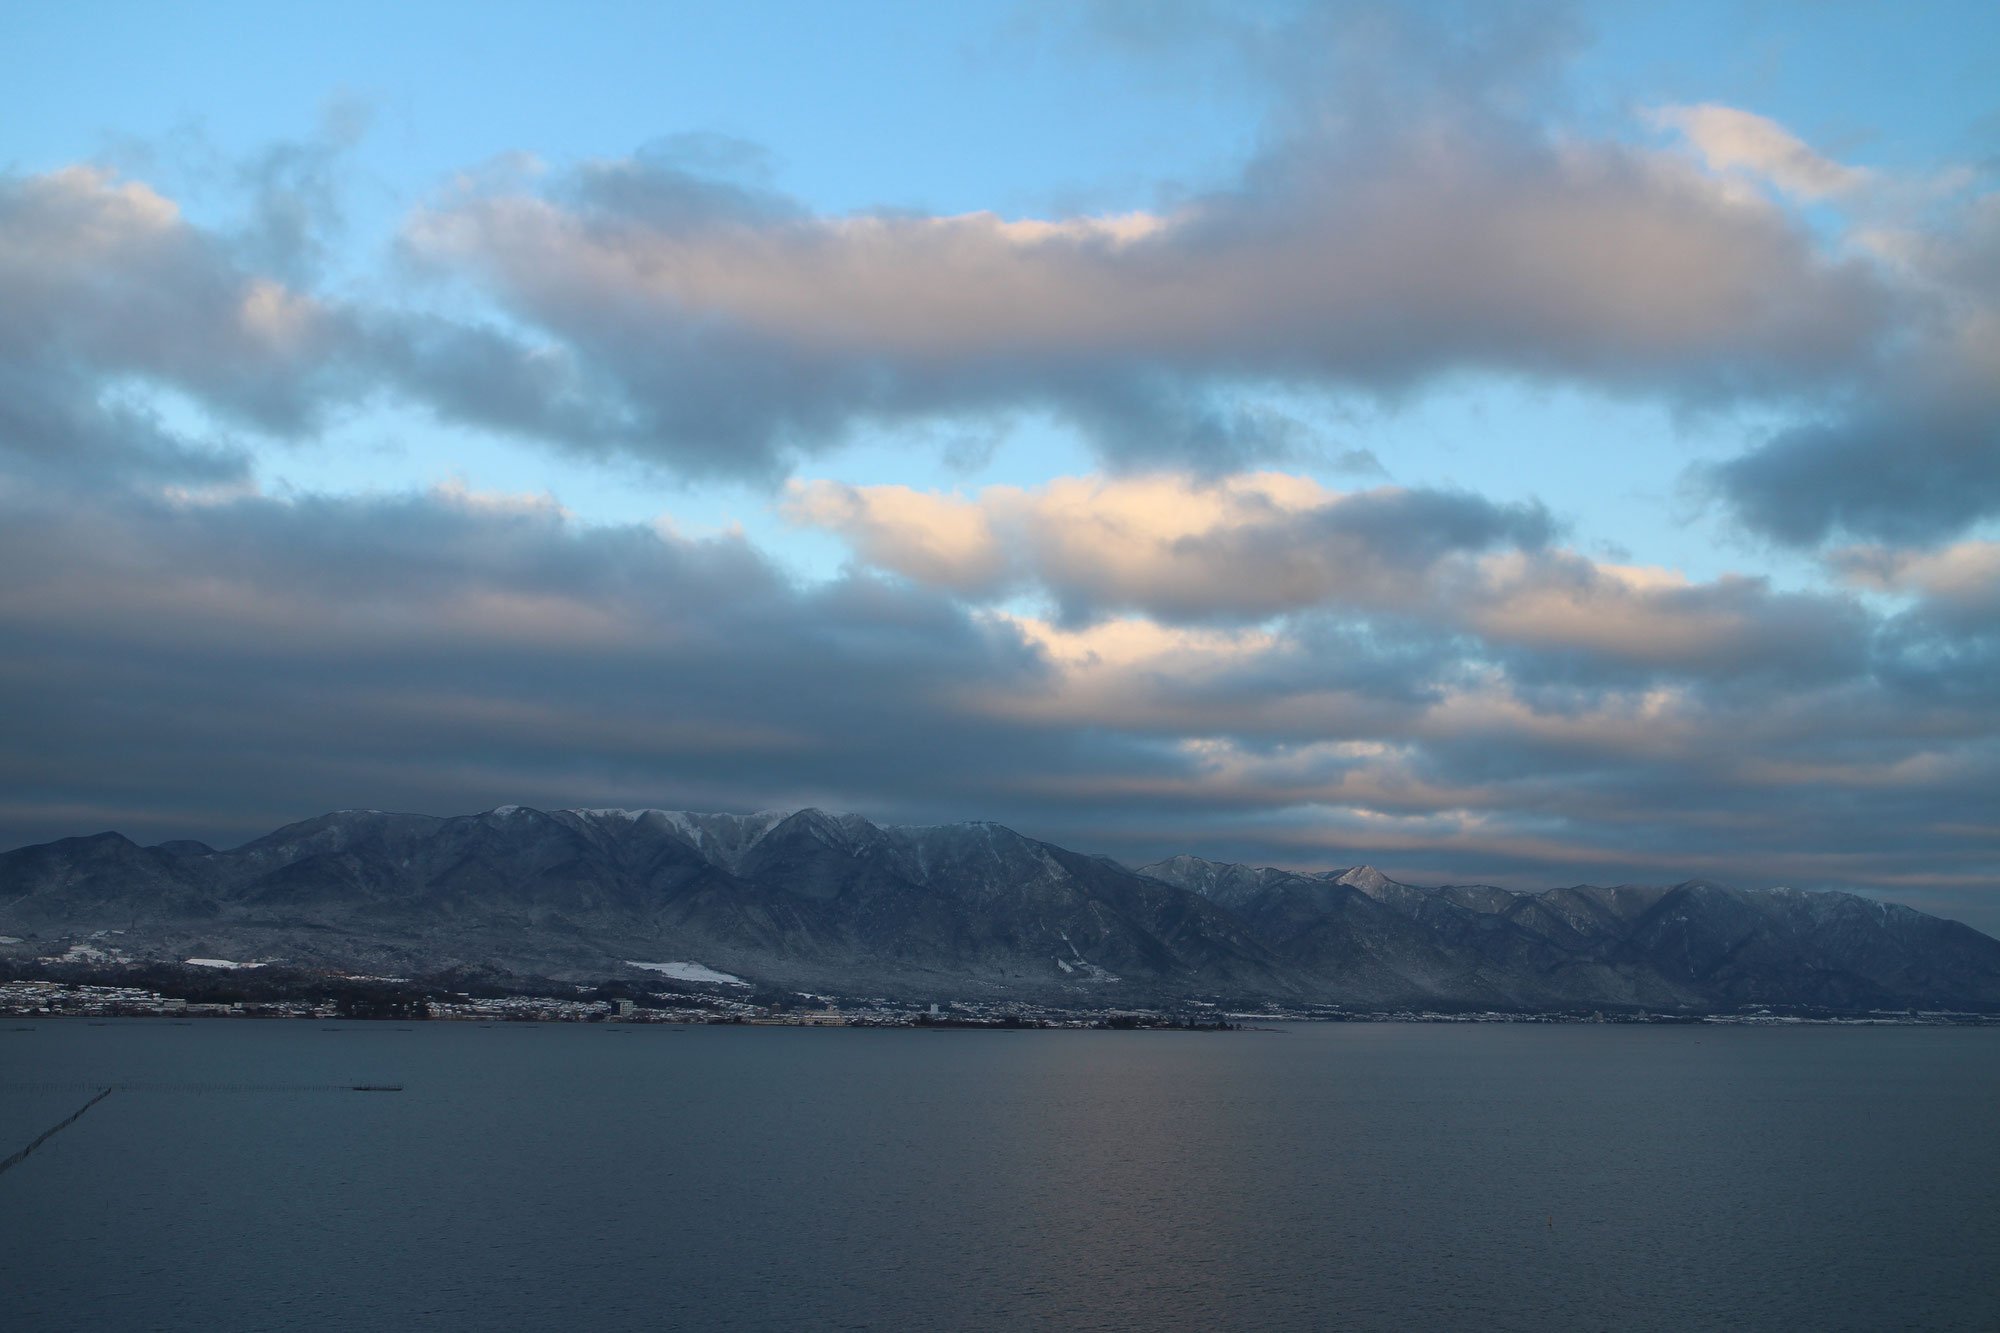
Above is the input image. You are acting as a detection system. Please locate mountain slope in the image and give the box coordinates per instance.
[4,807,1998,1010]
[0,807,1291,1000]
[1141,856,2000,1011]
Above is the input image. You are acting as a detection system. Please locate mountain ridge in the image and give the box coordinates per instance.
[4,806,1997,1012]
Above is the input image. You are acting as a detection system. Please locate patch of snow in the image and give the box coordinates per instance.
[1055,957,1075,973]
[566,807,905,872]
[0,936,22,945]
[652,810,799,871]
[623,960,749,986]
[184,958,264,970]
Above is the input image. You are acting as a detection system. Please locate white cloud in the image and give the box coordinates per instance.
[788,469,1862,682]
[788,471,1546,623]
[782,480,1006,593]
[1651,104,1870,201]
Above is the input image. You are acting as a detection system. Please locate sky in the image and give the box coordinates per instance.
[3,0,1998,930]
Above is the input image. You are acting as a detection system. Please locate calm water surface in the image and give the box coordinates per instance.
[2,1020,1996,1332]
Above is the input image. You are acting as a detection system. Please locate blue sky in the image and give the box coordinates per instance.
[3,1,1998,928]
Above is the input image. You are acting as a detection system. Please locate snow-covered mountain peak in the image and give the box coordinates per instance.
[1332,865,1400,896]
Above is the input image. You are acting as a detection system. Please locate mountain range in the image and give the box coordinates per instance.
[4,805,1997,1012]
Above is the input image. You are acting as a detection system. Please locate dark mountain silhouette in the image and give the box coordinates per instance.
[4,807,1997,1011]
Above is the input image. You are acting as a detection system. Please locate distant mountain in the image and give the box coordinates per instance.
[0,807,1287,1000]
[4,807,1998,1012]
[1141,855,2000,1012]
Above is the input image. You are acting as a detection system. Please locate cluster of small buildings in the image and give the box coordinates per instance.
[19,974,1976,1026]
[427,992,853,1023]
[428,994,620,1022]
[0,978,333,1019]
[744,1003,848,1026]
[1,979,1157,1027]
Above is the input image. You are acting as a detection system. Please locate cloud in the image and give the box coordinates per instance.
[1834,539,2000,610]
[1,9,1990,551]
[0,157,642,488]
[787,471,1557,625]
[0,470,1991,928]
[1650,104,1871,201]
[3,31,1974,548]
[1707,399,2000,547]
[1463,553,1869,684]
[0,163,374,493]
[1704,190,2000,546]
[1834,538,2000,711]
[394,61,1888,477]
[0,480,1050,836]
[0,167,355,436]
[787,470,1863,687]
[783,481,1008,595]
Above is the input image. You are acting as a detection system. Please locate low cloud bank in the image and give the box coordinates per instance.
[1,472,1992,929]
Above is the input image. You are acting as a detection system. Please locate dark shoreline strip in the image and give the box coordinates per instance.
[0,1086,111,1177]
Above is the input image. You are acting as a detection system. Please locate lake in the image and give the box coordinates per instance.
[3,1020,1996,1331]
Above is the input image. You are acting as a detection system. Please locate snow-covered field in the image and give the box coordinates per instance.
[623,960,748,986]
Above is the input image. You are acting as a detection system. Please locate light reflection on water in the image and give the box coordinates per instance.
[1,1021,1996,1332]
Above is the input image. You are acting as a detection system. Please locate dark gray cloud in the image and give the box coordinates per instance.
[1707,191,2000,546]
[0,481,1050,843]
[0,360,250,488]
[1710,403,2000,547]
